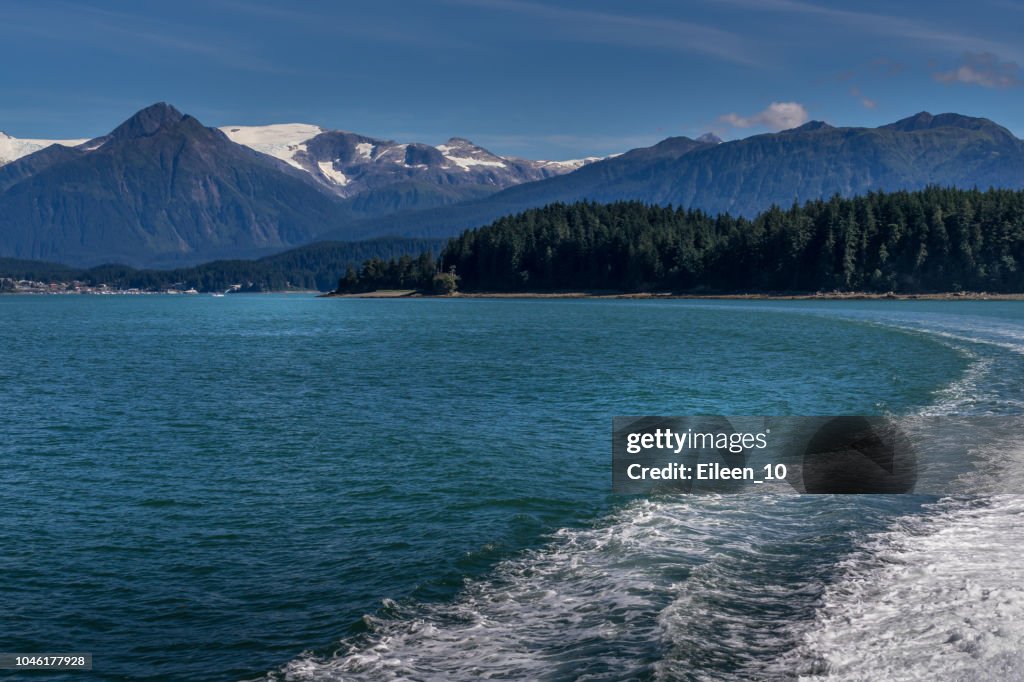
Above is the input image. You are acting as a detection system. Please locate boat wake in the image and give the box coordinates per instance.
[776,495,1024,681]
[774,309,1024,680]
[262,306,1024,681]
[267,494,909,681]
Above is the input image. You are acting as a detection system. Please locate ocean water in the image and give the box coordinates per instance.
[1,296,1021,681]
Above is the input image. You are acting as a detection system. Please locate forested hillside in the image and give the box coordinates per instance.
[335,187,1024,294]
[1,237,443,292]
[324,113,1024,243]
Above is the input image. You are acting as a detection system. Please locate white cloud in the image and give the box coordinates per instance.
[718,102,809,130]
[933,52,1022,88]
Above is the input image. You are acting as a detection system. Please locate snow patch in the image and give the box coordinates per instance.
[355,142,374,160]
[317,160,348,186]
[219,123,322,168]
[537,156,607,170]
[0,133,90,166]
[442,155,507,171]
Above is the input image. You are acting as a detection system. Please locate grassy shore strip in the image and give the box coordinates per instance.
[320,290,1024,301]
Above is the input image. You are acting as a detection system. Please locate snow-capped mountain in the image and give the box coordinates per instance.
[0,103,618,267]
[536,156,610,171]
[0,103,347,268]
[3,103,1024,270]
[216,123,325,170]
[0,118,609,205]
[220,124,605,198]
[0,131,89,165]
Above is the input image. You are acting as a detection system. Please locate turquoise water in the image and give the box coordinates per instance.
[1,297,1021,680]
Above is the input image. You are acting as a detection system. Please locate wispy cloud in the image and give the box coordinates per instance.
[445,0,758,66]
[849,87,877,109]
[933,52,1022,88]
[713,0,1023,62]
[1,1,289,74]
[211,0,474,50]
[870,57,907,77]
[718,102,809,130]
[826,58,904,87]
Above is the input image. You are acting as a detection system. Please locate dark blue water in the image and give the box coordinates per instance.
[1,297,1019,680]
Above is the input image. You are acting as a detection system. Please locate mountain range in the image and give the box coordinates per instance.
[325,112,1024,241]
[0,104,347,267]
[0,104,1022,268]
[219,124,602,201]
[0,104,600,267]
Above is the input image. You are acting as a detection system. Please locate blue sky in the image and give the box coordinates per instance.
[1,0,1022,159]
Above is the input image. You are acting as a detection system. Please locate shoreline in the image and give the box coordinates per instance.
[321,289,1024,301]
[0,289,321,296]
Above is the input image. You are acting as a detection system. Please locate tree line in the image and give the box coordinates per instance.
[334,187,1024,294]
[1,238,444,292]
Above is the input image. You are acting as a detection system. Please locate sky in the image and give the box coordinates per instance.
[1,0,1022,159]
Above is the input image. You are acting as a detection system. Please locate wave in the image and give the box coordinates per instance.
[266,495,911,681]
[776,496,1024,681]
[775,308,1024,680]
[260,305,1024,681]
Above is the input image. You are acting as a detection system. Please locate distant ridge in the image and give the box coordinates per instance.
[879,111,1014,135]
[696,132,723,144]
[218,124,605,201]
[320,111,1024,241]
[0,237,445,293]
[0,104,347,267]
[0,104,1022,267]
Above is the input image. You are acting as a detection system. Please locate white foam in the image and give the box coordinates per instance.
[266,497,754,680]
[262,306,1024,681]
[770,309,1024,680]
[779,497,1024,680]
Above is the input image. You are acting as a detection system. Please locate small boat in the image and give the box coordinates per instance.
[211,293,225,297]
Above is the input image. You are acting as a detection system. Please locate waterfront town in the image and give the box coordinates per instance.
[0,278,240,295]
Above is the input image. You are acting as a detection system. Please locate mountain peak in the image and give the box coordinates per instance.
[440,137,486,153]
[697,132,723,144]
[881,111,936,131]
[615,136,704,163]
[784,120,833,134]
[880,111,1007,134]
[108,102,185,140]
